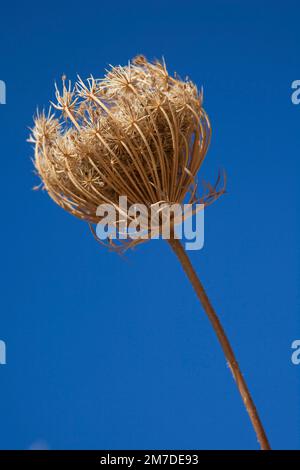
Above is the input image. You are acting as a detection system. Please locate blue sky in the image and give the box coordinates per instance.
[0,0,299,450]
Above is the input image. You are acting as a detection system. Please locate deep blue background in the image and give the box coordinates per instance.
[0,0,299,450]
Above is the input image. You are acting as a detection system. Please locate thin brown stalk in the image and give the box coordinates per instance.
[168,236,271,451]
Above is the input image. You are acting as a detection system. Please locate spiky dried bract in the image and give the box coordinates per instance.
[30,56,223,247]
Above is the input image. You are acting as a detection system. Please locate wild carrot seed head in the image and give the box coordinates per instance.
[30,56,223,247]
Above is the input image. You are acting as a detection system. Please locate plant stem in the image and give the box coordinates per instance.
[168,237,271,450]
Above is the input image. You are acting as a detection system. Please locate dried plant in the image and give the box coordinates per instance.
[30,56,225,249]
[29,56,270,449]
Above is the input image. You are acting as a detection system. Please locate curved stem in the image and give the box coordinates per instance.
[168,237,271,450]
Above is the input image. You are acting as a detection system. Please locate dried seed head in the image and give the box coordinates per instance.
[30,56,224,248]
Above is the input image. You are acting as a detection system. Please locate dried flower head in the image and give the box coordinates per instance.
[30,56,224,249]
